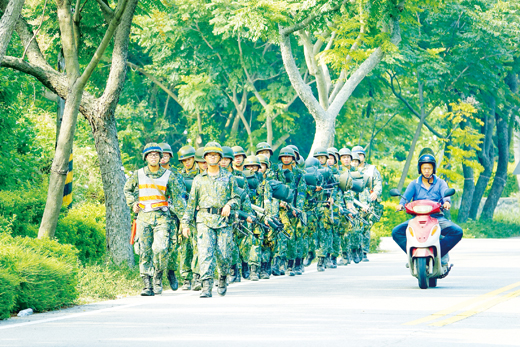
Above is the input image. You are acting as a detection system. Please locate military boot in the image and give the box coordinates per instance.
[241,261,250,280]
[260,262,270,279]
[181,279,191,290]
[266,260,272,276]
[235,266,241,283]
[285,259,295,276]
[317,257,326,272]
[303,251,315,267]
[167,270,179,291]
[278,257,286,275]
[250,265,260,281]
[271,257,281,276]
[294,258,303,275]
[325,254,333,269]
[342,252,351,265]
[140,275,154,296]
[353,249,362,264]
[153,271,163,295]
[192,274,202,291]
[362,252,369,262]
[217,275,227,296]
[199,279,212,298]
[331,255,338,269]
[229,264,238,283]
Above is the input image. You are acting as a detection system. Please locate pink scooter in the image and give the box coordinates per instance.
[390,188,455,289]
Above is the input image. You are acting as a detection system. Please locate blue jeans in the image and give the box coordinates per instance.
[391,214,463,257]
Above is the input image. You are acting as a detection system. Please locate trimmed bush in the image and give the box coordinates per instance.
[0,268,19,319]
[0,187,47,238]
[0,233,79,317]
[55,203,106,263]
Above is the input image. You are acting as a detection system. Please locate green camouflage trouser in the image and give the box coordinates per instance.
[167,218,180,272]
[316,205,333,258]
[231,231,252,267]
[178,224,199,281]
[362,201,384,253]
[274,209,291,259]
[339,218,352,257]
[197,223,234,281]
[134,215,171,277]
[302,211,317,256]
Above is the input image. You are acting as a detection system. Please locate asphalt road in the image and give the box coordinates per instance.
[1,237,519,347]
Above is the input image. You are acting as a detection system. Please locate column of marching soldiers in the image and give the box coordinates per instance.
[124,141,384,298]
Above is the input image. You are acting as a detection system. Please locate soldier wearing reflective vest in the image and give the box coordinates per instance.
[124,143,186,296]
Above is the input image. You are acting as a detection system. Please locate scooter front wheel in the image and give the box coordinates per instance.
[416,258,428,289]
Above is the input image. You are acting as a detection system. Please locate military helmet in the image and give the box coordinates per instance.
[142,143,163,161]
[313,146,329,158]
[195,148,205,163]
[203,141,223,158]
[255,142,273,155]
[418,148,436,174]
[351,152,361,162]
[257,154,270,168]
[352,145,366,156]
[159,143,173,156]
[232,145,247,158]
[221,146,235,161]
[278,146,296,160]
[305,157,321,170]
[327,148,339,164]
[178,145,196,161]
[287,145,301,160]
[339,147,352,158]
[243,155,261,168]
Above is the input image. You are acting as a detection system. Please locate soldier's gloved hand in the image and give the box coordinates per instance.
[292,210,297,217]
[280,201,287,208]
[182,227,191,237]
[315,186,323,192]
[133,203,140,214]
[369,192,378,201]
[222,204,231,217]
[246,216,253,223]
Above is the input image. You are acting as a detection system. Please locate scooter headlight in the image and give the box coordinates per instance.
[412,205,433,214]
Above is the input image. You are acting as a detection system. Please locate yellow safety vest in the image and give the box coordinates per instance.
[137,169,171,212]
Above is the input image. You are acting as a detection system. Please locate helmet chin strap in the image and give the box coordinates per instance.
[422,173,434,183]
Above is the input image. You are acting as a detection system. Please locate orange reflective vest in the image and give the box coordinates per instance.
[137,169,171,212]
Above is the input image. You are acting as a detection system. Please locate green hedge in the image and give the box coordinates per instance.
[0,233,79,319]
[0,187,47,238]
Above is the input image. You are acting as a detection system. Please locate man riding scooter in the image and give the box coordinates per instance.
[391,148,463,275]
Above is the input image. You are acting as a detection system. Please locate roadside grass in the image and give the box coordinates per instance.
[76,264,143,305]
[459,210,520,239]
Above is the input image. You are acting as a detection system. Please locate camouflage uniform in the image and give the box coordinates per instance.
[124,166,186,277]
[181,169,239,283]
[176,165,200,283]
[357,163,384,254]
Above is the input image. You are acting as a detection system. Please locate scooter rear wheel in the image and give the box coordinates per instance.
[416,258,428,289]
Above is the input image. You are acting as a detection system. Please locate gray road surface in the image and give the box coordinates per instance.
[1,237,519,347]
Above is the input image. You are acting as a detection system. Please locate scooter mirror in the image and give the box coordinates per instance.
[443,188,456,197]
[389,188,401,197]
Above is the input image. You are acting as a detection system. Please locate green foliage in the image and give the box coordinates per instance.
[0,268,19,319]
[0,233,79,317]
[372,200,408,238]
[55,203,107,263]
[76,264,142,305]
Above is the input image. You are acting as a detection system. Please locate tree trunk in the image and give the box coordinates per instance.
[90,110,134,265]
[39,88,82,237]
[313,116,336,149]
[397,76,425,191]
[514,128,520,191]
[469,97,496,220]
[457,121,475,223]
[480,112,511,220]
[266,115,273,146]
[0,0,24,64]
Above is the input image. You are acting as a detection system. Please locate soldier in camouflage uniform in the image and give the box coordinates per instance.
[124,143,186,296]
[352,145,383,262]
[312,147,339,272]
[159,142,185,291]
[274,147,307,276]
[326,147,343,268]
[255,142,278,180]
[181,142,240,298]
[176,145,202,291]
[346,152,366,263]
[232,145,247,173]
[337,148,353,266]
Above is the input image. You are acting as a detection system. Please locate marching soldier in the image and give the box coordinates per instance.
[181,142,240,298]
[124,143,186,296]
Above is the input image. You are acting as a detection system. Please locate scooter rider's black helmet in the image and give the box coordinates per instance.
[417,148,436,174]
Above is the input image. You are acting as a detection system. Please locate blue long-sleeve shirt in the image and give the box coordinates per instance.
[400,175,451,206]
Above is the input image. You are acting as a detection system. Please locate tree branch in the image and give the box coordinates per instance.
[280,0,347,37]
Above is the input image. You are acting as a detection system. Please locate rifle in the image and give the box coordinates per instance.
[283,203,308,226]
[232,210,256,238]
[251,204,289,239]
[353,198,381,223]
